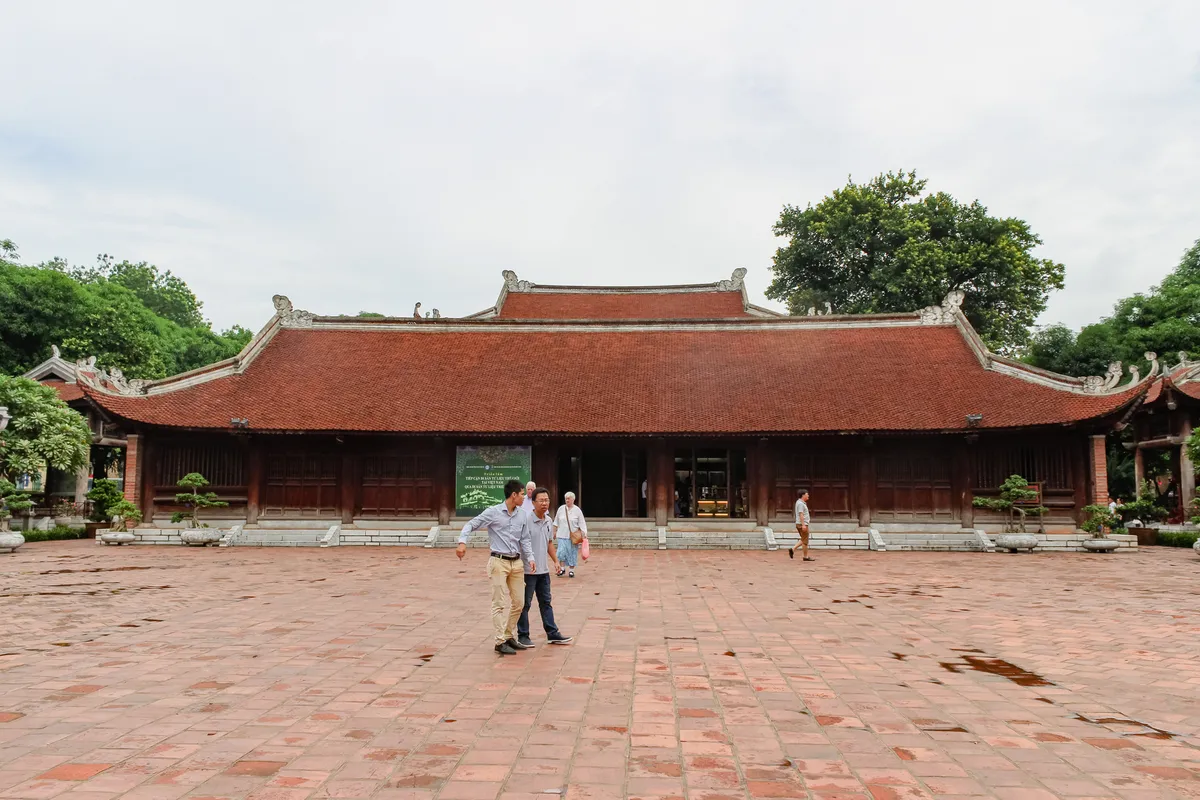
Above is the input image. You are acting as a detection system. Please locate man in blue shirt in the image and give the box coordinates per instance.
[516,487,573,649]
[458,479,536,655]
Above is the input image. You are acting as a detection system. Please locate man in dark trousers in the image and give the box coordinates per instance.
[516,487,573,648]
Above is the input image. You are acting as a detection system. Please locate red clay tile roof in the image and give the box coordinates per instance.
[42,380,86,402]
[85,323,1143,434]
[496,291,752,319]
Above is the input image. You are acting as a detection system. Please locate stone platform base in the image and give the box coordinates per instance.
[121,521,1137,552]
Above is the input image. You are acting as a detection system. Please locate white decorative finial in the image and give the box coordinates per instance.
[0,406,10,433]
[918,289,965,325]
[717,268,748,291]
[413,302,422,319]
[502,270,531,292]
[51,345,61,359]
[272,295,293,315]
[273,294,313,328]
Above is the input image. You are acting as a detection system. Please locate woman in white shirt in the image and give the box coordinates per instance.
[553,492,587,578]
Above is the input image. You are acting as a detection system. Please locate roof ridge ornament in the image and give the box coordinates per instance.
[73,356,148,396]
[272,294,314,329]
[1080,352,1158,394]
[717,268,747,292]
[918,289,965,325]
[502,270,532,292]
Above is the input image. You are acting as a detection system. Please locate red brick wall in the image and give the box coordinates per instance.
[124,434,141,505]
[1090,435,1109,506]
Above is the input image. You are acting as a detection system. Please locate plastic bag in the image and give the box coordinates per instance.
[580,537,590,561]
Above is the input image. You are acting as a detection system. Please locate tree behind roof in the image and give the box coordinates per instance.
[766,170,1065,353]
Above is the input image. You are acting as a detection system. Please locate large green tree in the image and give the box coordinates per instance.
[766,171,1066,352]
[1024,238,1200,377]
[0,376,91,479]
[0,242,251,379]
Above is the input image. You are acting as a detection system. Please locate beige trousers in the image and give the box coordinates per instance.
[487,556,525,645]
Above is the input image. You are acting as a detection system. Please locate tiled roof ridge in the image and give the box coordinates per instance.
[76,287,1156,411]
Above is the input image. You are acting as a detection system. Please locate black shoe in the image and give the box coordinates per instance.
[788,547,794,559]
[516,636,535,649]
[506,638,529,651]
[495,642,517,655]
[548,634,573,645]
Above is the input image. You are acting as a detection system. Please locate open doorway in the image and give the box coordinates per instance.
[556,445,647,517]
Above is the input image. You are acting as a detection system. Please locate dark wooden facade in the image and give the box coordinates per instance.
[138,431,1100,528]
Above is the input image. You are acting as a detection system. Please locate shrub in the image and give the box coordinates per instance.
[972,474,1048,532]
[0,478,33,528]
[22,526,85,542]
[1081,504,1119,537]
[1157,530,1198,548]
[86,479,124,522]
[107,499,143,531]
[170,473,228,527]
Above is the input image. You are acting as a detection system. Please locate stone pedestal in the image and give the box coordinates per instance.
[1082,538,1119,552]
[180,529,222,547]
[994,534,1038,552]
[0,530,25,553]
[98,531,135,545]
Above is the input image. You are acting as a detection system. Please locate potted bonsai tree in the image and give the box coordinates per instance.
[972,474,1047,552]
[52,499,81,529]
[1,479,33,553]
[98,499,142,545]
[172,473,228,546]
[85,479,123,538]
[1080,504,1121,552]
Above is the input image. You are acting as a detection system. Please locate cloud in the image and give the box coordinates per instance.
[1,0,1197,332]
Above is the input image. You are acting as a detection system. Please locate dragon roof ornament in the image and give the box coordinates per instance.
[918,290,966,325]
[73,355,149,396]
[717,268,747,292]
[272,294,314,329]
[502,270,532,293]
[1080,352,1159,394]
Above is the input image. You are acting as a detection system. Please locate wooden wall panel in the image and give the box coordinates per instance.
[873,444,955,521]
[772,443,856,520]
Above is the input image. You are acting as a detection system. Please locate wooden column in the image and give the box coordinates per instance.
[651,438,670,527]
[1071,435,1089,526]
[340,450,355,525]
[138,435,156,525]
[435,438,452,525]
[957,437,975,528]
[753,439,770,527]
[245,440,262,525]
[532,441,558,505]
[857,438,874,528]
[1134,448,1146,497]
[1180,419,1195,513]
[1088,434,1109,507]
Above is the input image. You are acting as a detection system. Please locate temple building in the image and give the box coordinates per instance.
[1123,356,1200,518]
[63,269,1155,548]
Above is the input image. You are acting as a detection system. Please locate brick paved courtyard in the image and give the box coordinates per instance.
[1,542,1198,800]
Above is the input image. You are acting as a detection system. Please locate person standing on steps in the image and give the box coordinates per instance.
[789,489,814,562]
[516,487,573,648]
[457,479,536,656]
[553,491,586,577]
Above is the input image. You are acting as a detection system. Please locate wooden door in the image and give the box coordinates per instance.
[263,452,341,517]
[874,448,954,521]
[359,453,434,517]
[773,449,855,519]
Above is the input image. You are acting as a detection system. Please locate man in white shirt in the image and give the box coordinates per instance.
[789,490,814,562]
[521,481,537,513]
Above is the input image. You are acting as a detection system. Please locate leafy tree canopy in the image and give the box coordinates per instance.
[0,241,252,379]
[766,170,1065,352]
[1024,239,1200,377]
[0,376,91,479]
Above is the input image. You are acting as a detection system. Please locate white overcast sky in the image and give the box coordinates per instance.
[2,1,1198,332]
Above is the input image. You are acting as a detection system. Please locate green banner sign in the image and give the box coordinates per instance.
[455,445,531,516]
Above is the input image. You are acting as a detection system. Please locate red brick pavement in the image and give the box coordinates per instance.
[1,541,1198,799]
